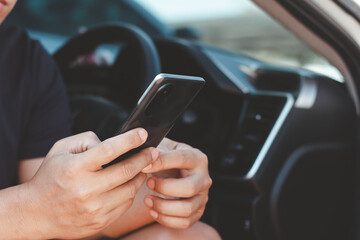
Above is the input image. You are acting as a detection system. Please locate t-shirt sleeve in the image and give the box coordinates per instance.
[18,40,72,160]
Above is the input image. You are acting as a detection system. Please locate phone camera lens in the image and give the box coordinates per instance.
[159,84,174,104]
[144,83,175,117]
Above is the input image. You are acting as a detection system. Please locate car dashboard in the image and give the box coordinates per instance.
[61,36,356,240]
[154,38,356,240]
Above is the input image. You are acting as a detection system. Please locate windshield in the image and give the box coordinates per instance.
[5,0,343,81]
[353,0,360,6]
[135,0,343,82]
[5,0,170,37]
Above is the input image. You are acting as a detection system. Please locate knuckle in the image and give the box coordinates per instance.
[179,150,188,161]
[196,149,208,165]
[141,148,153,162]
[175,150,187,165]
[185,181,197,197]
[205,176,213,189]
[75,186,92,203]
[84,131,98,140]
[121,163,135,179]
[89,217,108,231]
[78,206,101,227]
[136,173,147,185]
[126,198,135,208]
[84,203,101,216]
[201,153,209,165]
[54,177,68,192]
[127,182,138,199]
[183,203,194,217]
[53,138,66,148]
[121,198,135,212]
[147,147,155,157]
[99,141,116,159]
[204,195,210,205]
[84,131,100,146]
[198,206,206,215]
[155,154,164,168]
[55,162,81,187]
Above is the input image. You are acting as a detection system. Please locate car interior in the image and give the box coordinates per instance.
[5,0,360,239]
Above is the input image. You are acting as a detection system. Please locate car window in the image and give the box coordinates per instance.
[5,0,165,37]
[136,0,343,82]
[353,0,360,6]
[5,0,343,81]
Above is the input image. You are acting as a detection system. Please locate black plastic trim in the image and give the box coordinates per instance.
[265,2,360,238]
[278,0,360,95]
[334,0,360,23]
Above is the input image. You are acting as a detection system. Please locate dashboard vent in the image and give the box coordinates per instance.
[243,96,286,141]
[219,95,287,176]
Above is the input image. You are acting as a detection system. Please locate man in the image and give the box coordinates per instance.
[0,0,221,239]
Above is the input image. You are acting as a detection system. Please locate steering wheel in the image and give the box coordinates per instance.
[53,23,162,139]
[54,23,161,89]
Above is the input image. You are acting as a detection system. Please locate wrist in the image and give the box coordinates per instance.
[19,182,48,239]
[0,183,46,239]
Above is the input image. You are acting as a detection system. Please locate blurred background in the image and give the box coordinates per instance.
[137,0,342,81]
[6,0,343,81]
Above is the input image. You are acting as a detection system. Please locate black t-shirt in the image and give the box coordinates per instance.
[0,25,72,189]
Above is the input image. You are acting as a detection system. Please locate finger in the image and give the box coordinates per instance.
[158,138,192,151]
[142,149,207,173]
[101,173,147,214]
[147,175,208,198]
[149,209,204,230]
[157,138,178,151]
[94,187,144,231]
[80,128,148,170]
[144,194,208,218]
[48,131,101,156]
[95,148,159,191]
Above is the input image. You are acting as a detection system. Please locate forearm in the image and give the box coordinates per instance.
[100,180,154,238]
[0,183,43,240]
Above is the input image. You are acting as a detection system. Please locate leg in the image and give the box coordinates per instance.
[121,221,221,240]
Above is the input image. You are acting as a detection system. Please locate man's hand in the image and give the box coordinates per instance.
[142,138,212,229]
[24,128,159,239]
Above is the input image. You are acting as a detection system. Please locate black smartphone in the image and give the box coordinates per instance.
[106,73,205,166]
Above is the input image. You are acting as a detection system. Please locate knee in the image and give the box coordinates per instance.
[168,221,222,240]
[190,221,222,240]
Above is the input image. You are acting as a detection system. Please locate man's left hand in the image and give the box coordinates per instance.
[142,138,212,229]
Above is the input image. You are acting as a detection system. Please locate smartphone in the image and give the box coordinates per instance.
[105,73,205,166]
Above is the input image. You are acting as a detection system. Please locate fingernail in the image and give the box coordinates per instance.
[152,149,159,161]
[150,210,158,219]
[142,163,152,172]
[138,129,148,141]
[144,197,154,208]
[147,178,155,190]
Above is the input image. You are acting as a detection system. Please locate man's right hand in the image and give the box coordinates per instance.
[24,128,158,239]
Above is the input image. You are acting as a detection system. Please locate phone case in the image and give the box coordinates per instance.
[105,73,205,166]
